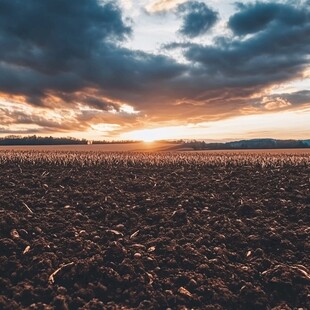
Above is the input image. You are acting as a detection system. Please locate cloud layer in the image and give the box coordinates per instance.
[0,1,184,108]
[167,1,310,102]
[177,1,218,37]
[228,2,308,36]
[0,0,309,137]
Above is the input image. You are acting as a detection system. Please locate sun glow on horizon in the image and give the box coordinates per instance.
[143,138,156,143]
[120,109,310,142]
[123,127,182,142]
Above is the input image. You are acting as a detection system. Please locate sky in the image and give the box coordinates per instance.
[0,0,310,142]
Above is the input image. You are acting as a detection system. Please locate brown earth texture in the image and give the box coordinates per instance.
[0,151,309,309]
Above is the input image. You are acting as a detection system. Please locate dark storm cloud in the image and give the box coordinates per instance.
[168,1,310,92]
[0,62,86,106]
[176,1,218,38]
[0,0,131,74]
[229,2,309,36]
[0,0,185,108]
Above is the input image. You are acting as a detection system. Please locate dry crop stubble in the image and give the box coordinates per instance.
[0,150,309,309]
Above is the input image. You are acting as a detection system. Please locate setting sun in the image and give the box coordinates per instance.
[122,127,183,142]
[143,138,155,143]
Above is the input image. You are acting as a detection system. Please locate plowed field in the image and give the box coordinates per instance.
[0,151,309,309]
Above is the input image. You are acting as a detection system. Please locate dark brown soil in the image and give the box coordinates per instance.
[0,157,309,309]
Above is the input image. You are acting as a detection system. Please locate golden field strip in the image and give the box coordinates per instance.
[0,149,309,167]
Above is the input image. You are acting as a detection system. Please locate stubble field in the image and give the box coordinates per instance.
[0,150,309,309]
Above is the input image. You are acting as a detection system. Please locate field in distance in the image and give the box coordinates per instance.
[0,141,182,152]
[1,142,310,153]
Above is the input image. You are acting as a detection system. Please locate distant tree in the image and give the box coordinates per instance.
[0,135,88,145]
